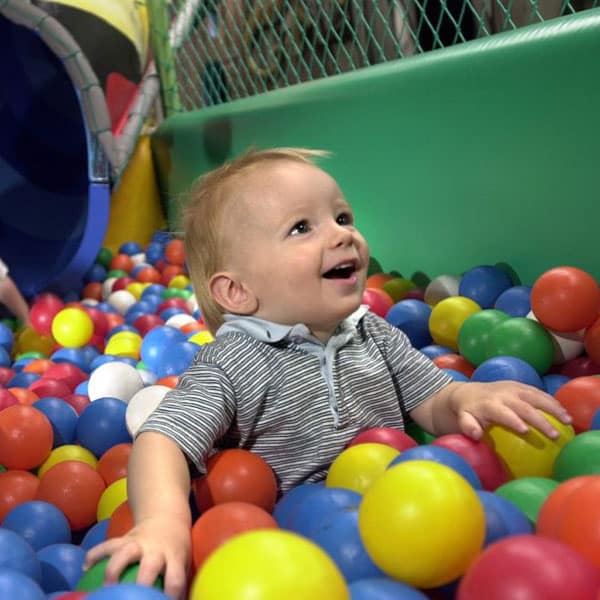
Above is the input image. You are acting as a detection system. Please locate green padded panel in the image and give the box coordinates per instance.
[152,10,600,285]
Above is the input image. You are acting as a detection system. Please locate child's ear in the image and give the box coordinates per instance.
[209,272,258,316]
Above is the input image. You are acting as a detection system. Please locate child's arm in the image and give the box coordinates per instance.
[0,276,29,326]
[409,380,572,440]
[84,432,192,600]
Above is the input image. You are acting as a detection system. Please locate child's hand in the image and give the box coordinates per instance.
[84,515,191,600]
[448,381,572,441]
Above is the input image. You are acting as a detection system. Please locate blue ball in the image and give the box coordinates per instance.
[86,583,170,599]
[288,486,361,538]
[140,326,187,372]
[8,371,40,388]
[76,397,132,458]
[37,543,85,594]
[476,491,532,547]
[273,483,324,529]
[119,241,143,256]
[32,398,78,447]
[385,300,432,349]
[74,380,89,396]
[349,578,429,600]
[3,501,71,551]
[420,344,453,360]
[388,445,482,489]
[79,520,109,551]
[95,302,119,314]
[0,346,10,368]
[543,374,571,397]
[459,265,513,309]
[443,368,470,382]
[51,347,91,373]
[0,322,14,353]
[10,355,33,373]
[155,341,198,378]
[158,307,187,322]
[309,506,384,583]
[494,285,532,317]
[141,284,166,299]
[590,406,600,430]
[106,324,140,342]
[471,356,545,390]
[0,529,41,581]
[0,569,45,600]
[84,264,107,284]
[125,302,154,326]
[145,242,165,265]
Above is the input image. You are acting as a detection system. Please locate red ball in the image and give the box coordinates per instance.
[161,265,185,286]
[82,282,103,302]
[0,388,18,411]
[42,363,88,392]
[0,367,15,387]
[97,443,132,486]
[63,393,90,415]
[0,405,53,469]
[191,502,277,571]
[36,460,106,530]
[584,317,600,365]
[555,376,600,433]
[30,298,64,336]
[0,469,40,522]
[112,277,135,292]
[136,267,162,284]
[133,314,164,336]
[106,501,134,539]
[347,427,418,452]
[457,534,600,600]
[431,433,511,491]
[531,266,600,332]
[403,288,426,301]
[110,254,135,273]
[192,449,278,513]
[164,239,186,266]
[432,354,475,378]
[83,306,109,338]
[362,288,394,318]
[157,298,188,314]
[29,378,72,400]
[560,356,600,378]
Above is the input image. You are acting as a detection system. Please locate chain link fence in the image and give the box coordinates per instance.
[148,0,598,115]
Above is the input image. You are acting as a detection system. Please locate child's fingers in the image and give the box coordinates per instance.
[477,402,530,436]
[83,538,128,569]
[103,540,144,584]
[507,399,562,439]
[136,552,166,590]
[163,557,189,600]
[517,386,572,424]
[457,411,484,440]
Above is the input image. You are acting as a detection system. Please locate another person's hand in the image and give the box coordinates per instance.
[84,515,191,600]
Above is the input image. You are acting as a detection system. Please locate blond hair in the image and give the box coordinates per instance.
[183,147,329,334]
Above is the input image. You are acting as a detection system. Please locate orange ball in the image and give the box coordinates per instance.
[366,273,394,289]
[432,353,476,377]
[106,501,134,539]
[8,387,39,406]
[0,469,40,522]
[36,460,106,530]
[161,265,185,287]
[531,266,600,332]
[23,359,55,375]
[97,443,132,486]
[82,282,104,302]
[555,376,600,433]
[136,266,161,284]
[584,317,600,366]
[192,449,278,513]
[104,312,125,331]
[0,405,53,469]
[164,239,186,266]
[156,375,179,389]
[110,254,135,273]
[191,501,278,571]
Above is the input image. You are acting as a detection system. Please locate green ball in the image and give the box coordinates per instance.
[495,477,558,525]
[494,262,521,286]
[77,558,164,591]
[405,422,436,445]
[410,271,431,289]
[96,247,113,269]
[382,278,416,303]
[106,269,128,279]
[486,317,554,374]
[367,256,384,277]
[553,431,600,481]
[457,309,510,367]
[15,351,46,361]
[162,288,189,300]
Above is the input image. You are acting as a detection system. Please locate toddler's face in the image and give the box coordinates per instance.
[226,160,370,338]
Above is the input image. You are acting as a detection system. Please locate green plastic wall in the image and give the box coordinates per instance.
[151,10,600,287]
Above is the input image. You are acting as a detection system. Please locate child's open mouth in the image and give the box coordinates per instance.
[323,262,356,279]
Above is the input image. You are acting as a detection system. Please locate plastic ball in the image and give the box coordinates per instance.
[560,355,600,378]
[494,285,531,317]
[348,578,428,600]
[16,327,54,356]
[192,449,278,513]
[30,299,64,337]
[471,355,544,389]
[552,431,600,480]
[424,275,461,306]
[555,375,600,433]
[0,387,18,410]
[104,331,143,359]
[381,277,416,302]
[476,490,532,546]
[77,559,163,592]
[37,543,86,593]
[38,445,98,478]
[389,445,482,489]
[87,361,144,402]
[154,341,199,378]
[429,296,481,351]
[106,500,134,539]
[189,529,349,600]
[191,501,277,571]
[140,326,187,372]
[347,427,418,452]
[543,373,570,396]
[79,520,109,551]
[0,470,40,521]
[495,477,558,525]
[456,534,600,600]
[457,309,510,367]
[106,290,137,315]
[326,443,400,495]
[76,397,132,458]
[51,309,94,349]
[385,300,432,349]
[32,398,78,447]
[3,500,71,550]
[97,443,131,486]
[125,385,171,437]
[432,353,475,377]
[36,461,106,531]
[164,239,185,265]
[458,265,513,309]
[0,405,53,470]
[0,569,45,599]
[359,461,485,588]
[527,310,585,365]
[0,528,41,581]
[419,344,453,359]
[272,483,323,528]
[97,477,128,522]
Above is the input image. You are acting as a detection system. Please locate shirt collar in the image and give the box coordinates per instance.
[216,305,370,345]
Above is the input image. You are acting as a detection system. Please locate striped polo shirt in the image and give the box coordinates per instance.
[138,305,453,492]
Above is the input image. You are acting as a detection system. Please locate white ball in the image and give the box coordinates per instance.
[165,314,197,329]
[424,275,461,306]
[88,361,145,402]
[81,298,99,307]
[186,294,199,314]
[126,385,171,437]
[102,277,117,300]
[107,290,137,315]
[138,369,158,386]
[527,311,584,364]
[131,253,147,267]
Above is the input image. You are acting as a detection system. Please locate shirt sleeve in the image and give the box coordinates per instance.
[364,312,454,415]
[137,361,236,474]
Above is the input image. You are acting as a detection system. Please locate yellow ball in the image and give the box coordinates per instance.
[38,445,98,478]
[483,410,575,479]
[429,296,481,351]
[16,327,54,356]
[326,443,400,495]
[168,275,190,289]
[125,282,146,300]
[188,330,214,346]
[359,460,485,588]
[104,331,143,359]
[190,529,349,600]
[381,278,416,302]
[51,308,94,348]
[97,477,128,521]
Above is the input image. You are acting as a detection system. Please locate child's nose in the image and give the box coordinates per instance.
[330,222,354,247]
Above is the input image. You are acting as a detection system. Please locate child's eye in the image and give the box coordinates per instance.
[336,212,353,226]
[290,220,310,235]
